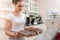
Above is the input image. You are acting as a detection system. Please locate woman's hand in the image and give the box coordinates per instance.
[14,32,19,37]
[14,32,24,37]
[5,31,19,37]
[24,26,31,30]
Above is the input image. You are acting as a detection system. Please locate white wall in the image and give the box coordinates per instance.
[38,0,60,34]
[38,0,60,22]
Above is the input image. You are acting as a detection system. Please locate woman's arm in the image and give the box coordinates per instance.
[5,19,18,37]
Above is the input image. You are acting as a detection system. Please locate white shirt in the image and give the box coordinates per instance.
[5,13,26,32]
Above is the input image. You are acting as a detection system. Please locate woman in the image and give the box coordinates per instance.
[5,0,29,40]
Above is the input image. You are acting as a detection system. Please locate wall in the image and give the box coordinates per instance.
[0,0,60,28]
[38,0,60,22]
[38,0,60,34]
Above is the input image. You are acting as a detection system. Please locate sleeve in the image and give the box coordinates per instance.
[5,14,12,21]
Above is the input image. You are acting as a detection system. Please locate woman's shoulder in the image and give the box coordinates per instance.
[5,13,13,19]
[6,13,14,17]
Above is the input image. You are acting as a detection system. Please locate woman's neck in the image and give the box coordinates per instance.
[13,10,21,16]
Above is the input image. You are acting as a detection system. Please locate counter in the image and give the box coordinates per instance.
[0,24,47,40]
